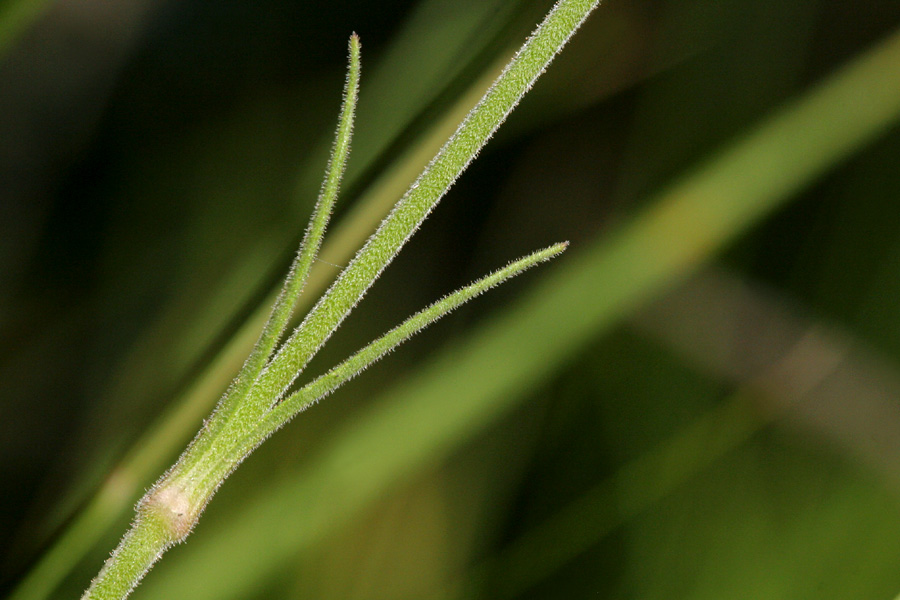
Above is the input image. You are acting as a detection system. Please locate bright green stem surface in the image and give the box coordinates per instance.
[80,510,171,600]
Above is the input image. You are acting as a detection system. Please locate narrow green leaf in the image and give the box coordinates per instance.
[211,33,362,427]
[241,243,567,462]
[173,34,361,496]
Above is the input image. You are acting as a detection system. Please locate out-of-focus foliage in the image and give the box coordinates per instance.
[3,1,900,599]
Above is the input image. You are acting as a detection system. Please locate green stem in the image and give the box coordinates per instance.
[80,506,174,600]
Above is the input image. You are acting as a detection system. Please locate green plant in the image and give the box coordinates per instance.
[78,1,599,598]
[10,3,900,600]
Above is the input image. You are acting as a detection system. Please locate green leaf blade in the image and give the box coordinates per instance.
[233,33,362,421]
[258,242,568,440]
[183,33,362,468]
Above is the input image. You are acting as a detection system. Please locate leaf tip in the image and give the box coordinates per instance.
[545,241,569,258]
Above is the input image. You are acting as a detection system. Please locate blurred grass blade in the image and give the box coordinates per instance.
[138,23,900,600]
[449,390,766,600]
[0,0,51,56]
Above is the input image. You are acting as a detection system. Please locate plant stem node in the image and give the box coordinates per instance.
[141,483,198,543]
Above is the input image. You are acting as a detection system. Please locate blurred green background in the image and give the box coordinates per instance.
[4,0,900,598]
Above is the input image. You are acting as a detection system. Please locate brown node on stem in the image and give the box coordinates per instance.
[140,483,199,543]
